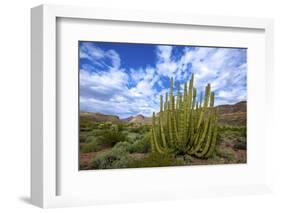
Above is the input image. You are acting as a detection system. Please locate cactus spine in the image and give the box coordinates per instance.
[151,74,218,158]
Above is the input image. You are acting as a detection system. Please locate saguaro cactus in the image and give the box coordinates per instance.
[150,74,218,158]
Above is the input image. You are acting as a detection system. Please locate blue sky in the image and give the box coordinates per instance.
[79,41,247,118]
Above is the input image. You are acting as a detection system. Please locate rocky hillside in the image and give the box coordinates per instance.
[80,101,247,126]
[216,101,246,125]
[80,112,120,123]
[124,114,152,124]
[80,112,152,125]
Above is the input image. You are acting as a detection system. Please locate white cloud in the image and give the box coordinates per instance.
[156,45,178,78]
[80,43,161,118]
[157,45,173,62]
[80,42,105,60]
[80,42,121,69]
[80,42,247,117]
[164,47,247,106]
[129,68,146,82]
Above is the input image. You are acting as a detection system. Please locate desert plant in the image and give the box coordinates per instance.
[150,74,218,158]
[129,133,151,153]
[113,141,132,152]
[91,147,133,169]
[126,132,141,142]
[92,128,127,146]
[85,135,99,143]
[81,140,102,153]
[233,142,246,150]
[79,132,89,143]
[129,125,150,134]
[128,152,184,168]
[215,146,236,162]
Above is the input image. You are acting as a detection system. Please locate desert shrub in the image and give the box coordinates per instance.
[129,142,146,153]
[129,127,141,134]
[128,133,151,153]
[81,141,102,153]
[116,123,125,132]
[86,128,127,147]
[128,153,184,168]
[218,125,246,135]
[91,148,133,169]
[80,117,98,130]
[82,135,116,153]
[97,121,112,129]
[215,146,236,162]
[111,155,134,168]
[237,136,246,143]
[113,141,132,152]
[89,129,106,136]
[129,125,150,134]
[111,124,119,131]
[85,135,106,145]
[176,157,185,165]
[85,136,96,143]
[234,141,247,150]
[126,132,140,142]
[79,132,88,143]
[100,129,127,146]
[217,125,247,149]
[183,154,194,164]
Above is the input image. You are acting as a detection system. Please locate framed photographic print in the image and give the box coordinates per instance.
[31,4,274,208]
[78,41,247,171]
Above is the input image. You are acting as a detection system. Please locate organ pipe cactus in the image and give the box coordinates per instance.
[150,73,218,158]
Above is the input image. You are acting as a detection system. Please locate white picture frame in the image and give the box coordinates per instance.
[31,4,274,208]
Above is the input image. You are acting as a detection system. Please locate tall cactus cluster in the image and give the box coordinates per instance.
[150,74,218,158]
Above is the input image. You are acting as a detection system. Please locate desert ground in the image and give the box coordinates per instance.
[79,101,246,170]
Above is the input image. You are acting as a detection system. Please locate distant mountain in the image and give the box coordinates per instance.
[80,101,247,126]
[123,114,152,124]
[122,116,134,122]
[80,112,120,123]
[216,101,246,125]
[80,112,152,125]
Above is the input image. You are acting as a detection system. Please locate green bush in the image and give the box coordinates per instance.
[215,146,236,162]
[100,129,127,146]
[217,125,247,150]
[218,125,246,135]
[81,136,110,153]
[85,136,98,143]
[111,155,134,169]
[129,124,150,134]
[116,123,125,132]
[128,133,151,153]
[80,117,98,130]
[126,132,140,142]
[91,147,133,169]
[89,129,106,136]
[237,136,246,143]
[79,132,88,143]
[128,153,184,168]
[113,141,132,152]
[85,128,127,147]
[129,125,150,134]
[234,141,246,150]
[97,122,112,129]
[81,141,102,153]
[183,154,194,164]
